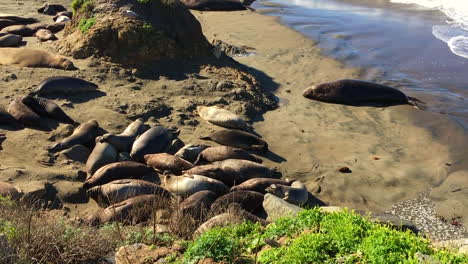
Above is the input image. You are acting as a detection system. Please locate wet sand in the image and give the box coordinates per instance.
[0,0,466,240]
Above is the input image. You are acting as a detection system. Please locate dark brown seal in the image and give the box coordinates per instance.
[32,76,97,96]
[0,106,20,126]
[230,178,291,194]
[0,19,16,30]
[22,95,76,124]
[86,142,118,176]
[87,179,173,208]
[83,161,156,189]
[210,190,265,215]
[194,146,262,165]
[302,79,424,108]
[182,164,237,187]
[48,119,99,152]
[0,15,38,25]
[87,194,171,225]
[144,153,194,175]
[7,96,42,128]
[130,126,176,162]
[37,3,67,15]
[181,0,247,11]
[0,33,22,47]
[200,129,268,151]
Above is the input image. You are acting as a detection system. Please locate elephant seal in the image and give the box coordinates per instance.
[34,29,57,42]
[83,161,157,189]
[0,19,15,30]
[22,96,76,124]
[266,181,309,205]
[182,164,237,186]
[0,48,75,70]
[86,142,118,176]
[87,179,173,208]
[96,119,148,152]
[144,153,194,175]
[0,34,22,47]
[0,25,34,36]
[130,126,176,162]
[194,204,268,237]
[213,159,281,184]
[0,106,21,126]
[210,190,265,215]
[0,134,5,150]
[197,106,246,129]
[48,120,99,152]
[230,178,291,194]
[181,0,247,11]
[53,11,73,21]
[163,174,228,197]
[7,97,42,128]
[174,144,210,163]
[54,16,71,23]
[45,22,67,33]
[32,76,98,96]
[200,129,268,151]
[0,15,37,25]
[302,79,424,108]
[87,194,171,226]
[37,3,67,15]
[0,182,23,200]
[194,146,262,165]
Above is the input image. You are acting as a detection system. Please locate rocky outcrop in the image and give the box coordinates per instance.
[57,0,211,66]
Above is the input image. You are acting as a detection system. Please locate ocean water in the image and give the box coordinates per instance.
[253,0,468,128]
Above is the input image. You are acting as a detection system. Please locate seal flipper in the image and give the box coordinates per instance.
[199,136,211,140]
[408,96,426,110]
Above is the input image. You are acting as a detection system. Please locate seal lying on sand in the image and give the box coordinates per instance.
[0,15,37,25]
[0,182,23,200]
[87,194,171,225]
[32,76,98,96]
[48,120,99,152]
[144,153,194,175]
[182,164,235,186]
[130,126,177,162]
[96,119,147,152]
[34,29,57,42]
[22,95,76,124]
[230,178,291,194]
[181,0,248,11]
[87,179,173,208]
[0,106,20,125]
[197,106,246,129]
[210,190,265,215]
[174,144,210,163]
[163,174,228,197]
[86,142,118,175]
[0,33,22,47]
[266,181,309,205]
[302,79,425,108]
[83,161,156,189]
[213,159,281,183]
[0,48,75,70]
[37,3,67,15]
[0,19,16,29]
[194,146,262,165]
[0,23,48,36]
[8,97,42,128]
[200,129,268,151]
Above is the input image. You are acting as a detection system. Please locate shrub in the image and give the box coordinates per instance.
[263,207,323,239]
[79,17,96,33]
[71,0,94,13]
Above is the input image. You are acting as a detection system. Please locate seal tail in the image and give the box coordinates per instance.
[408,96,426,110]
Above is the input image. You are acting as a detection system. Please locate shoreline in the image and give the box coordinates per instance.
[194,9,468,240]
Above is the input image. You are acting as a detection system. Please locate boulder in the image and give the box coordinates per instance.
[263,193,302,221]
[115,244,176,264]
[57,0,210,66]
[58,144,91,163]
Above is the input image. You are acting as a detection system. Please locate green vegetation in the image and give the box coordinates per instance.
[137,0,152,3]
[71,0,94,13]
[79,17,96,33]
[181,208,468,264]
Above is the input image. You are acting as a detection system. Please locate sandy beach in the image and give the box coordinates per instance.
[0,0,467,241]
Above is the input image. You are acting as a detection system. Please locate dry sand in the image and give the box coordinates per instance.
[0,0,466,240]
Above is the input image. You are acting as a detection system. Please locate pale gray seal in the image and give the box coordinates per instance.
[87,179,173,208]
[86,142,118,176]
[194,146,262,165]
[266,181,309,205]
[83,161,157,189]
[163,174,228,197]
[212,159,281,184]
[144,153,194,175]
[174,144,210,163]
[197,106,246,129]
[200,129,268,151]
[303,79,424,108]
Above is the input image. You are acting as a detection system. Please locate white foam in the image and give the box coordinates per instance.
[448,35,468,58]
[432,25,468,42]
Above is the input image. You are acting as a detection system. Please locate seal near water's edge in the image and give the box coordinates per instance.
[0,48,75,70]
[302,79,425,109]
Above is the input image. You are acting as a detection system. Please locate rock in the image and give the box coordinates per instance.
[0,235,17,264]
[263,193,302,221]
[47,124,74,141]
[414,252,440,264]
[58,144,91,163]
[370,213,419,234]
[20,182,63,209]
[53,181,88,203]
[319,206,344,213]
[433,238,468,253]
[57,0,210,66]
[115,244,176,264]
[198,258,219,264]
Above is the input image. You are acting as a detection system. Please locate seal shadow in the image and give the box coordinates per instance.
[304,193,327,208]
[0,123,24,131]
[253,150,287,163]
[41,90,107,104]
